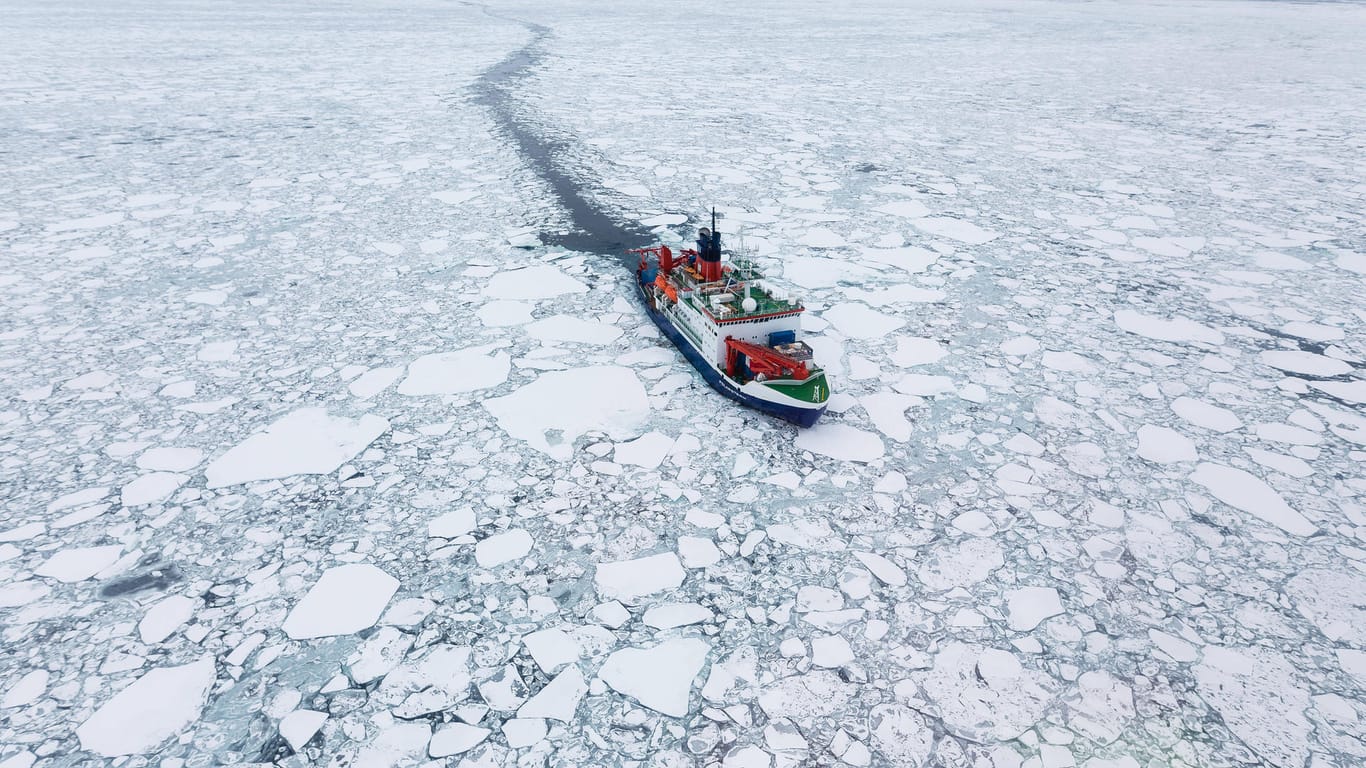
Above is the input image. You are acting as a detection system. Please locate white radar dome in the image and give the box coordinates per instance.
[742,296,758,312]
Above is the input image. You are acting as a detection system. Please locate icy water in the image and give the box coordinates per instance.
[2,0,1365,767]
[468,5,653,257]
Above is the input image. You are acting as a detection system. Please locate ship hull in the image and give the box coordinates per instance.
[635,274,827,428]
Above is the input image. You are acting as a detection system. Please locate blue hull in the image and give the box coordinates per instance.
[635,275,826,428]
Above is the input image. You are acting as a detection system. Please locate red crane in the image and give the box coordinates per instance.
[724,338,809,382]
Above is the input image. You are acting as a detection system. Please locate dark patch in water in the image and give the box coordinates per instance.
[468,5,654,260]
[100,558,183,598]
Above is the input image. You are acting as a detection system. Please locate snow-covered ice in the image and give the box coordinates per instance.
[4,0,1364,764]
[76,656,216,756]
[595,552,685,602]
[1189,462,1317,536]
[484,366,649,459]
[282,564,399,640]
[34,545,122,582]
[599,638,709,717]
[474,529,533,568]
[396,346,511,396]
[204,408,389,488]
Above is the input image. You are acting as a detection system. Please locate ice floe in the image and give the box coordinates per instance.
[1189,462,1315,535]
[204,408,389,488]
[599,638,710,717]
[484,366,649,459]
[595,552,685,602]
[282,564,399,640]
[76,656,216,757]
[484,264,587,300]
[397,345,511,396]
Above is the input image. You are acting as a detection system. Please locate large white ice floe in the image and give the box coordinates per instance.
[483,264,587,300]
[595,552,685,602]
[475,529,533,568]
[35,545,122,582]
[911,216,999,244]
[204,407,389,488]
[1258,349,1352,377]
[795,423,885,463]
[525,314,622,345]
[1171,397,1243,433]
[1113,309,1224,345]
[1136,424,1198,464]
[1005,586,1064,630]
[76,655,216,757]
[120,472,188,507]
[484,366,649,459]
[518,666,588,722]
[599,638,710,717]
[1189,462,1316,536]
[614,431,676,469]
[282,563,399,640]
[820,303,905,339]
[139,595,196,644]
[397,345,511,396]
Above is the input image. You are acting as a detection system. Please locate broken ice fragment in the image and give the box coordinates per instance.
[852,551,906,586]
[600,638,709,717]
[522,628,581,673]
[279,710,327,752]
[76,656,216,757]
[282,564,399,640]
[429,722,491,757]
[643,602,714,629]
[595,552,685,602]
[517,666,587,722]
[477,664,527,711]
[475,529,532,568]
[204,408,389,488]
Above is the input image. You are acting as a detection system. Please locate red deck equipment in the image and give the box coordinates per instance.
[724,337,810,382]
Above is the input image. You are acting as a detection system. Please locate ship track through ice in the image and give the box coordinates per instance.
[467,10,830,425]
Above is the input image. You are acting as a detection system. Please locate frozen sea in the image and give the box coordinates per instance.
[2,0,1365,766]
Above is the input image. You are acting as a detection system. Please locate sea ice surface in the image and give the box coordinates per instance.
[204,408,389,488]
[397,346,511,396]
[595,552,685,602]
[282,564,399,640]
[1189,462,1316,536]
[4,0,1364,764]
[484,366,649,459]
[599,638,709,717]
[76,656,216,757]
